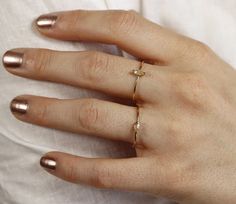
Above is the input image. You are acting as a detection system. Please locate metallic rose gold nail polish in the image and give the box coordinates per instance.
[10,99,28,114]
[40,157,57,170]
[2,51,24,68]
[36,15,57,28]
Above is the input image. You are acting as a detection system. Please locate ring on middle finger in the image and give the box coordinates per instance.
[131,60,145,103]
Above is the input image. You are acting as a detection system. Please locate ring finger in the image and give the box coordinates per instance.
[10,95,138,143]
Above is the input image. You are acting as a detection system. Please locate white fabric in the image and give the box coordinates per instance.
[0,0,236,204]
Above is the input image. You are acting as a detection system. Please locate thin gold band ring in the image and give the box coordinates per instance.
[131,61,145,148]
[132,105,141,148]
[132,60,145,103]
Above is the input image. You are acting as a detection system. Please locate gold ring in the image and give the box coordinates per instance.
[132,105,141,148]
[132,60,145,103]
[131,60,145,148]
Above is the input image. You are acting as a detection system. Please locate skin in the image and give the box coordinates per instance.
[2,10,236,204]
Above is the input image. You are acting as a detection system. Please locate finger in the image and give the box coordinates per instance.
[40,151,165,192]
[10,95,137,143]
[35,10,192,63]
[3,48,159,102]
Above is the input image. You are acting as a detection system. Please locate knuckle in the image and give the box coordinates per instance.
[65,164,78,182]
[191,40,213,59]
[111,10,139,37]
[81,51,110,84]
[166,120,182,138]
[149,158,186,197]
[192,40,209,51]
[33,49,53,76]
[91,163,114,188]
[183,73,207,91]
[163,160,191,198]
[76,99,104,132]
[167,157,200,199]
[171,72,209,109]
[35,102,50,124]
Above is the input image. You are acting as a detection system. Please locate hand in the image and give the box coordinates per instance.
[2,10,236,204]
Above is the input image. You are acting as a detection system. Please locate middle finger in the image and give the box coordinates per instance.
[3,48,160,103]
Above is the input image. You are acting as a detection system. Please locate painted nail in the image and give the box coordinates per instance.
[40,156,57,170]
[36,15,57,28]
[2,51,24,68]
[10,99,28,115]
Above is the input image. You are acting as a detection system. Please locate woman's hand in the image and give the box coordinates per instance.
[2,10,236,204]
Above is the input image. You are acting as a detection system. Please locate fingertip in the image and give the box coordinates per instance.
[39,151,81,183]
[10,95,29,116]
[39,151,64,171]
[2,48,25,70]
[40,155,57,171]
[34,12,68,42]
[36,14,57,29]
[34,13,59,39]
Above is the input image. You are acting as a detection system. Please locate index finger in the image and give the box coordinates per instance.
[36,10,192,63]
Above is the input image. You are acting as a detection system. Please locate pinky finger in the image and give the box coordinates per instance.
[40,152,164,192]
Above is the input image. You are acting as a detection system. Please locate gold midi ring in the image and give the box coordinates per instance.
[131,60,145,102]
[133,105,141,148]
[131,60,145,148]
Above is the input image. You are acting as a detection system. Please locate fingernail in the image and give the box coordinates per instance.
[40,156,57,170]
[2,51,24,68]
[36,15,57,28]
[10,99,28,115]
